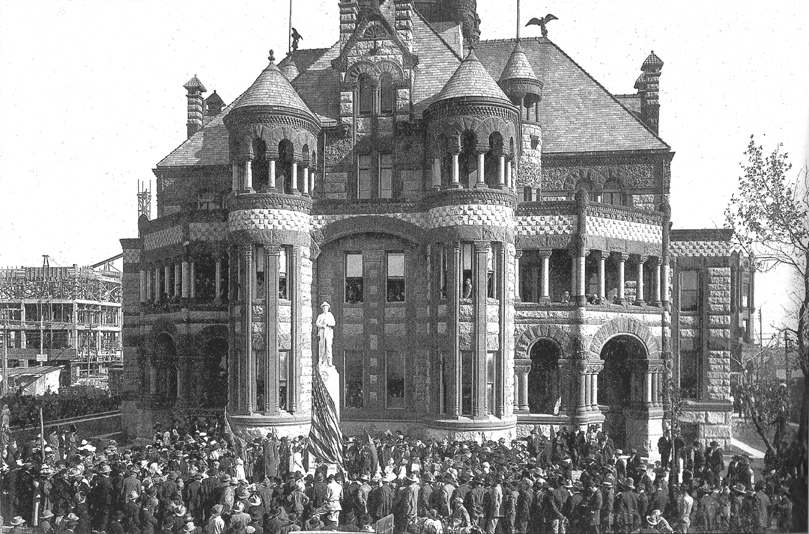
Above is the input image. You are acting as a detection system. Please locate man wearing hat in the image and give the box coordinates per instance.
[600,479,614,534]
[90,463,114,531]
[38,509,55,534]
[614,478,639,533]
[206,505,225,534]
[640,510,672,533]
[315,302,336,366]
[9,516,26,534]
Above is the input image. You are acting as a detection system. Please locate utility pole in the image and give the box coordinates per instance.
[759,307,763,348]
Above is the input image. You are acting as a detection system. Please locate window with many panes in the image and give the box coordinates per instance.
[345,253,364,304]
[358,75,375,116]
[344,350,364,408]
[386,252,405,302]
[386,351,405,409]
[680,270,700,312]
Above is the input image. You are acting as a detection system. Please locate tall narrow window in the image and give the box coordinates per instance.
[252,139,270,191]
[386,252,405,302]
[440,246,448,300]
[461,351,473,416]
[459,132,477,188]
[255,246,266,299]
[680,270,699,312]
[278,247,289,299]
[278,140,294,194]
[345,350,364,408]
[486,352,496,414]
[680,338,699,400]
[380,154,393,199]
[741,280,750,308]
[386,351,405,409]
[380,74,394,115]
[461,243,473,299]
[358,75,374,116]
[358,154,372,199]
[487,244,497,299]
[345,253,364,304]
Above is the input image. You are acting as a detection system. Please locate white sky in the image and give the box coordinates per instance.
[1,0,807,337]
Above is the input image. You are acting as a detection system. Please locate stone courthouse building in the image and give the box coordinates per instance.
[119,0,755,452]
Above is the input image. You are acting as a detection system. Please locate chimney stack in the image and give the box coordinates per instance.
[339,1,359,49]
[639,51,663,135]
[205,90,225,117]
[183,75,207,138]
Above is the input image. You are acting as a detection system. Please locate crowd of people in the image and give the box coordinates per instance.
[0,417,805,534]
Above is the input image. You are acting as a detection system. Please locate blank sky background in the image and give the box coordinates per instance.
[1,0,807,337]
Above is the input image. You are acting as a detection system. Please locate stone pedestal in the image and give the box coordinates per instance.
[319,364,340,419]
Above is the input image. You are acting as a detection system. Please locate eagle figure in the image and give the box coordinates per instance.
[291,27,303,51]
[526,14,558,37]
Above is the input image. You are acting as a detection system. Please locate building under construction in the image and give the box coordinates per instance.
[0,255,123,392]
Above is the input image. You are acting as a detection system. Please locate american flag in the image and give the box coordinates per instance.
[308,370,344,466]
[223,408,248,462]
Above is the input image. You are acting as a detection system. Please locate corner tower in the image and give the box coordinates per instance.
[223,52,321,436]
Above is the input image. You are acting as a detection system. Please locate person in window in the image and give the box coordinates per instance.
[462,278,472,299]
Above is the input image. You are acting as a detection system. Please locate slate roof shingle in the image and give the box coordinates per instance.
[433,49,512,106]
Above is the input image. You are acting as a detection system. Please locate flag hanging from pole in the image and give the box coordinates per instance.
[308,369,344,466]
[223,408,248,462]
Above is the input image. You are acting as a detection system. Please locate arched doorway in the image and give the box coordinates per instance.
[155,333,177,402]
[598,335,647,448]
[528,339,560,414]
[201,338,228,408]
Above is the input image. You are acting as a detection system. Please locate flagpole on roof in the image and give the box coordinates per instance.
[288,0,293,54]
[516,0,521,41]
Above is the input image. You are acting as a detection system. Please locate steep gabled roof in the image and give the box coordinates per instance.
[475,37,670,154]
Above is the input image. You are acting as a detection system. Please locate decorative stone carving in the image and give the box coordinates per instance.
[541,164,657,191]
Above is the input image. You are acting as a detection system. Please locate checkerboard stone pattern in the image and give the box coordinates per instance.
[189,222,228,242]
[428,204,514,229]
[311,212,428,232]
[229,209,311,233]
[588,216,662,243]
[514,214,575,236]
[670,240,741,257]
[143,226,183,250]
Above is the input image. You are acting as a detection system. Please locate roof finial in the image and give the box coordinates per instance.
[268,50,275,63]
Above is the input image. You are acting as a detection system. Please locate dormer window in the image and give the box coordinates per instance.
[197,191,217,210]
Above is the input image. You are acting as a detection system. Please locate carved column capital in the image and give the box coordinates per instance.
[473,241,491,253]
[537,249,553,260]
[613,252,631,262]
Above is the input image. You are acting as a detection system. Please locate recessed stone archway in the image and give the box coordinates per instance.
[515,323,575,360]
[588,317,659,360]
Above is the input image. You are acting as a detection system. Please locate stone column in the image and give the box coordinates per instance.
[506,158,513,189]
[432,157,441,189]
[232,163,240,191]
[475,150,487,188]
[290,245,301,413]
[154,265,161,303]
[268,159,277,190]
[497,154,506,188]
[584,373,592,410]
[576,251,588,306]
[146,268,153,302]
[174,264,181,298]
[514,249,523,302]
[652,258,662,306]
[243,246,254,414]
[214,256,223,302]
[570,251,577,298]
[514,361,530,412]
[577,364,588,414]
[164,265,171,300]
[450,151,460,188]
[598,252,606,301]
[181,259,190,299]
[558,359,571,413]
[616,253,629,304]
[473,241,490,417]
[635,256,647,305]
[243,157,253,191]
[265,246,281,415]
[291,162,299,193]
[302,166,310,196]
[190,261,196,300]
[309,166,315,196]
[513,373,520,411]
[450,243,461,416]
[645,366,653,404]
[539,250,551,301]
[139,270,147,303]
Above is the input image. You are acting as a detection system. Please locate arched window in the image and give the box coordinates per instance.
[278,140,294,194]
[459,131,477,189]
[484,132,503,186]
[358,74,375,116]
[380,73,394,115]
[251,139,269,191]
[602,180,623,206]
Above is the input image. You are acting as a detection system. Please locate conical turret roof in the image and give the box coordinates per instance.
[500,41,539,82]
[641,51,664,71]
[231,53,317,123]
[433,49,511,105]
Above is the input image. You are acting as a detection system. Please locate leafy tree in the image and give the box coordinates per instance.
[725,135,808,529]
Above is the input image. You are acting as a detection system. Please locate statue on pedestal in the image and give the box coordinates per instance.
[316,301,336,367]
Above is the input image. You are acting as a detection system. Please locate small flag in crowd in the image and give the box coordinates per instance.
[308,370,344,466]
[223,408,248,461]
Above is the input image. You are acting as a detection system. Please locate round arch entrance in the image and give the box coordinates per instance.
[528,339,560,414]
[598,335,647,448]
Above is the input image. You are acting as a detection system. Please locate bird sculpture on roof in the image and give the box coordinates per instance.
[291,28,303,51]
[526,14,558,37]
